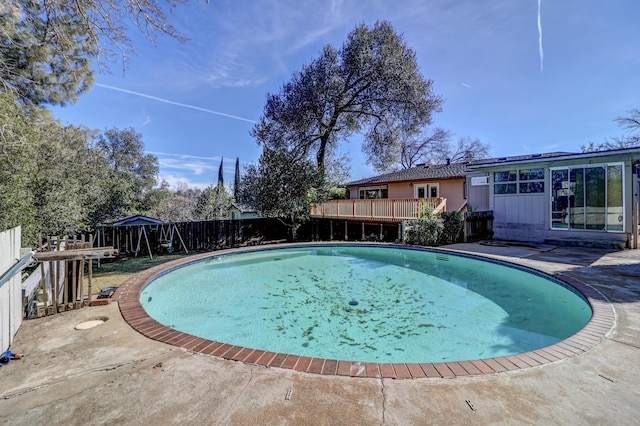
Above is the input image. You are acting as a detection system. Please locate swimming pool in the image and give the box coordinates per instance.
[139,245,592,364]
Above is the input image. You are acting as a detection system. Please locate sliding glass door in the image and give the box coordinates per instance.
[551,164,624,232]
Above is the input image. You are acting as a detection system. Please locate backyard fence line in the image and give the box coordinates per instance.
[464,210,494,242]
[0,226,25,352]
[95,218,291,257]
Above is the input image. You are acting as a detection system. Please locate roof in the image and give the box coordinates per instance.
[469,146,640,168]
[348,162,467,186]
[111,214,164,227]
[469,151,576,166]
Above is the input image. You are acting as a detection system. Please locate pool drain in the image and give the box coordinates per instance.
[349,300,358,306]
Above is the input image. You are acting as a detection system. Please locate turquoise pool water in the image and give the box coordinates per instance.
[140,245,592,363]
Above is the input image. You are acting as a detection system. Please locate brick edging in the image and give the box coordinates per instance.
[114,243,615,379]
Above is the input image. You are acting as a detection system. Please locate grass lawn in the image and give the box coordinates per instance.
[88,252,193,295]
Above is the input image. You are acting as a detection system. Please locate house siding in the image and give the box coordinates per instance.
[350,178,467,212]
[473,148,640,248]
[466,171,491,211]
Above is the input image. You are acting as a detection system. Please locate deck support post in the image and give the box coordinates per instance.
[361,223,365,241]
[380,223,384,241]
[344,221,348,240]
[329,221,333,240]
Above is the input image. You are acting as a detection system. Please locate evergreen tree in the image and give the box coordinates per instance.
[234,157,241,200]
[217,157,224,188]
[1,0,191,105]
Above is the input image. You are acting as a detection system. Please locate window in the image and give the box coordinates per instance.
[359,185,388,199]
[415,183,439,198]
[494,168,544,195]
[551,163,623,232]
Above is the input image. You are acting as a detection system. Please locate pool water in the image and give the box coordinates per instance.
[140,245,592,363]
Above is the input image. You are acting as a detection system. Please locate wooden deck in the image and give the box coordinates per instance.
[310,198,446,222]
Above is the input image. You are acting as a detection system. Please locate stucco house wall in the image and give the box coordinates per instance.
[347,163,468,213]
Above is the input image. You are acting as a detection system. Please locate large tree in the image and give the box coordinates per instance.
[30,124,102,235]
[366,125,490,172]
[366,126,451,172]
[241,149,326,240]
[431,136,490,165]
[1,0,189,105]
[251,21,443,173]
[149,181,202,222]
[194,184,230,221]
[0,92,39,240]
[92,127,160,224]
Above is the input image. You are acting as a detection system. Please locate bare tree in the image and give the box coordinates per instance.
[435,136,491,164]
[399,128,453,169]
[583,108,640,152]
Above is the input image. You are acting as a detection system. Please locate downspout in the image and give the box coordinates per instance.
[0,251,35,290]
[633,161,640,249]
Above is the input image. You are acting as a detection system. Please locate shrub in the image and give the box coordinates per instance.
[403,210,464,246]
[439,211,464,245]
[403,212,443,246]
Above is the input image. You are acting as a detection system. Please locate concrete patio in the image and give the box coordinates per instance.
[1,243,639,425]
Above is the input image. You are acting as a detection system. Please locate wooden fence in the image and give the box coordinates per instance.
[464,210,494,242]
[22,235,118,319]
[95,218,291,257]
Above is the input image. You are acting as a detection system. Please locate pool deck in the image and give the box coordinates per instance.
[2,243,639,424]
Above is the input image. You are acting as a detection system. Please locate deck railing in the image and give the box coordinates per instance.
[310,198,446,221]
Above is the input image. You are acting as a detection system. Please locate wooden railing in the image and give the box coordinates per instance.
[310,198,446,221]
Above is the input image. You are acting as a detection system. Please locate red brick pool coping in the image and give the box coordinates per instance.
[113,244,616,379]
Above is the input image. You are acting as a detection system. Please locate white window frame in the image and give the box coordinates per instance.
[549,162,625,233]
[414,183,439,198]
[358,185,388,199]
[493,168,545,195]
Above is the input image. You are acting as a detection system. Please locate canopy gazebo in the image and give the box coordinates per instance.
[95,215,188,259]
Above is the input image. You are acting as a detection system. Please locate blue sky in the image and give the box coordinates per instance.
[52,0,640,189]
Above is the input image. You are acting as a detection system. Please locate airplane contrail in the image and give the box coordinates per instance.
[95,83,257,124]
[538,0,544,72]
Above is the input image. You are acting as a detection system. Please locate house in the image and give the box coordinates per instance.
[309,162,468,240]
[228,203,261,220]
[111,214,164,227]
[467,147,640,249]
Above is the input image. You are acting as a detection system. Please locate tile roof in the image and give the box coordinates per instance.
[348,162,467,186]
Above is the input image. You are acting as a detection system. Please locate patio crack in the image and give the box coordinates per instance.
[1,351,172,400]
[215,368,254,426]
[608,337,640,351]
[379,377,387,425]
